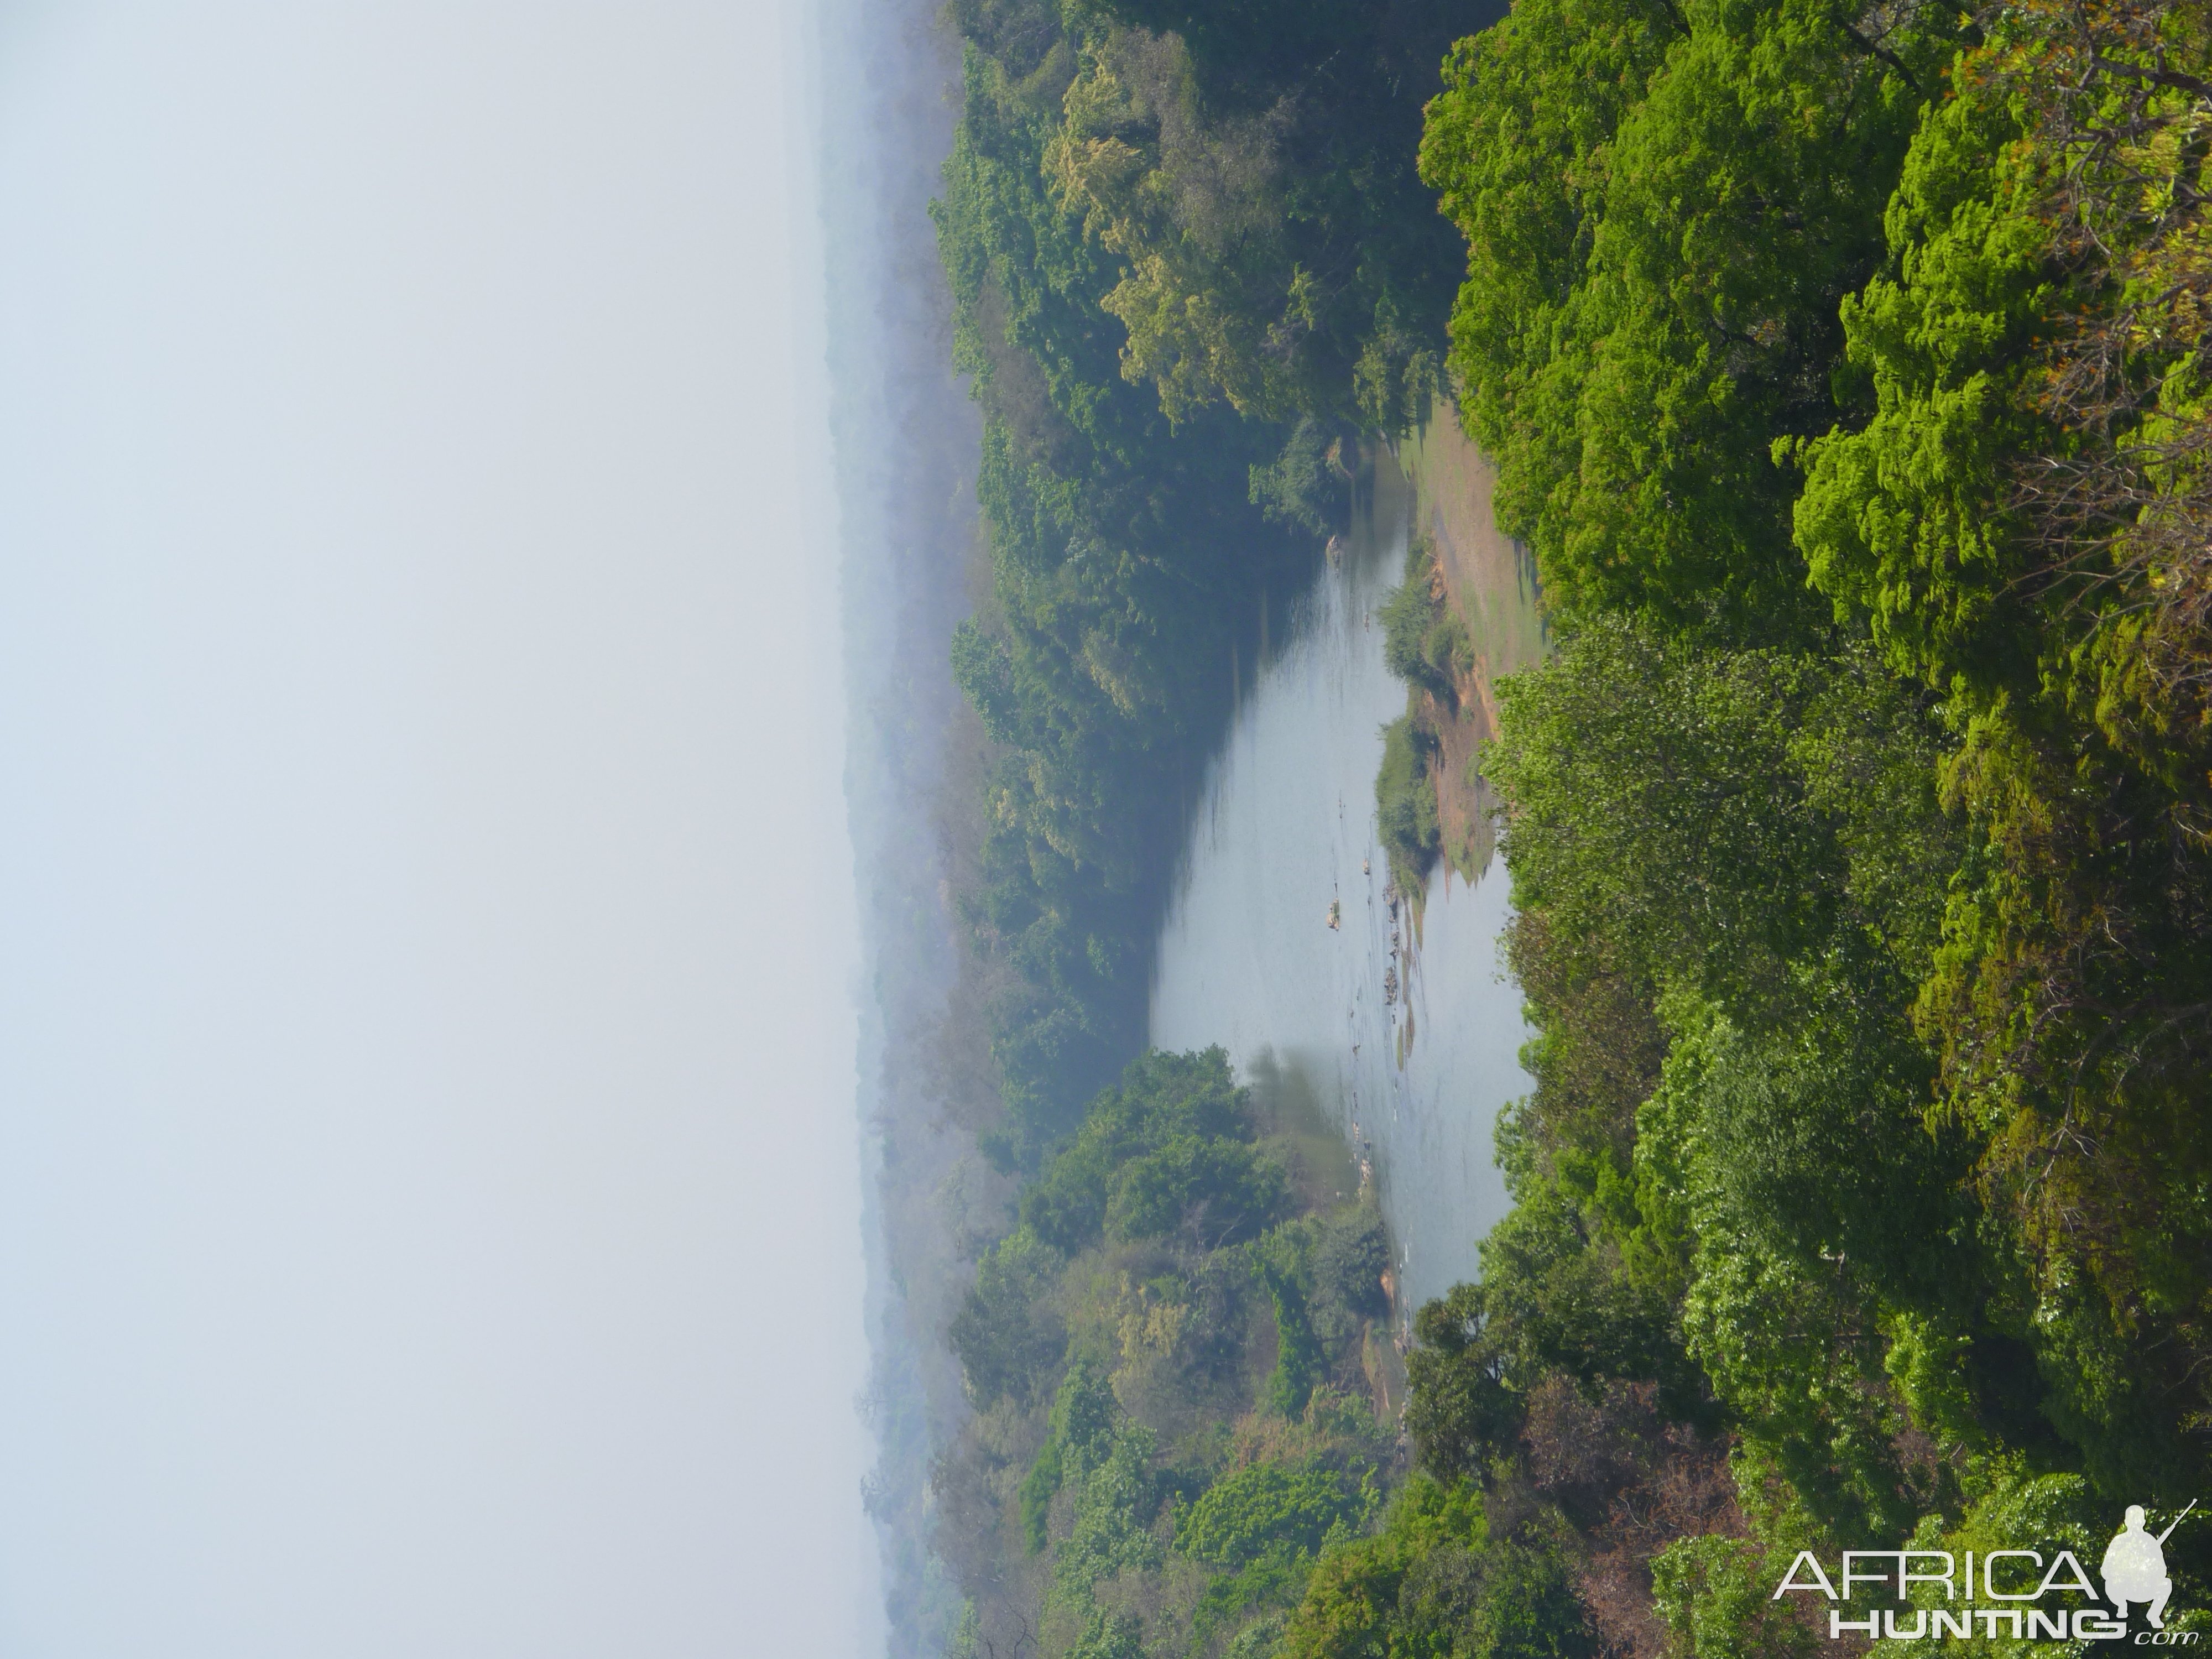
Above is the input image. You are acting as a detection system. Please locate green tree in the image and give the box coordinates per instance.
[1421,0,1955,638]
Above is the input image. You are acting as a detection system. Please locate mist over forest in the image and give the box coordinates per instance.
[815,0,995,1649]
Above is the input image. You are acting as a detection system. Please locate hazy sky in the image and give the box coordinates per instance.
[0,6,874,1655]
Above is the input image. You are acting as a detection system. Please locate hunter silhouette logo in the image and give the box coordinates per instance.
[1770,1500,2201,1642]
[2106,1500,2195,1630]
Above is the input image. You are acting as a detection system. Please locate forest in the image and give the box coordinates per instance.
[920,0,2212,1650]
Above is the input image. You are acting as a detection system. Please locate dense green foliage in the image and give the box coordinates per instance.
[1276,1474,1595,1659]
[1045,0,1475,431]
[1016,1048,1290,1255]
[937,1048,1412,1658]
[1418,0,1960,641]
[1392,0,2212,1648]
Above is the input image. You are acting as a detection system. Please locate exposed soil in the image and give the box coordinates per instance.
[1397,408,1547,881]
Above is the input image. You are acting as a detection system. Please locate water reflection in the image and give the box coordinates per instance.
[1149,451,1531,1319]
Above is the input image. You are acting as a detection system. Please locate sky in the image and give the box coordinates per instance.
[0,6,874,1656]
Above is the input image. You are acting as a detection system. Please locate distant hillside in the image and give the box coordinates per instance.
[815,0,988,1650]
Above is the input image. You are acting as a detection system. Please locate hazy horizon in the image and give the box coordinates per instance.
[0,6,878,1655]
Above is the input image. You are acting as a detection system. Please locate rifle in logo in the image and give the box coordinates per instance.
[2105,1499,2198,1630]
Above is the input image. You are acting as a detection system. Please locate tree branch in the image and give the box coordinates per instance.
[1836,18,1923,93]
[2090,53,2212,102]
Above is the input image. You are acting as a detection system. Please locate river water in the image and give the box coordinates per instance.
[1149,451,1531,1318]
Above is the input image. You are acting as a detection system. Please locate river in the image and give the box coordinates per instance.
[1149,445,1535,1320]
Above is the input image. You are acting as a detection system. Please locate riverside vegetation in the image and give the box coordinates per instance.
[935,0,1473,1172]
[925,0,2212,1651]
[929,1,1476,1651]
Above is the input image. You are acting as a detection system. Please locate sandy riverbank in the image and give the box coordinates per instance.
[1396,404,1547,880]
